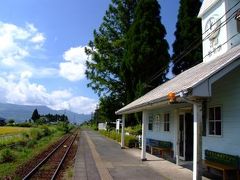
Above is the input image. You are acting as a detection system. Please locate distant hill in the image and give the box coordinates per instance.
[0,103,91,124]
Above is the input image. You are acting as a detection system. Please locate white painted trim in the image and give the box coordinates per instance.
[179,113,186,160]
[193,103,203,180]
[180,98,202,180]
[174,109,180,165]
[121,114,125,148]
[163,112,170,132]
[193,59,240,97]
[141,111,148,160]
[206,104,223,137]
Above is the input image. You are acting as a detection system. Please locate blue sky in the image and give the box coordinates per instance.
[0,0,179,114]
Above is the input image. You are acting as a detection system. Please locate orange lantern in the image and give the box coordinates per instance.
[167,92,176,103]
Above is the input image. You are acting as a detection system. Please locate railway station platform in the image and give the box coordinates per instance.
[74,130,210,180]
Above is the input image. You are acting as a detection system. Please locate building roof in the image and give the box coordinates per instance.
[116,44,240,115]
[198,0,220,17]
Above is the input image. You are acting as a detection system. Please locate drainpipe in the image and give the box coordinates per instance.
[180,95,202,180]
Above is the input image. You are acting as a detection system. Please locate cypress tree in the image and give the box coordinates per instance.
[123,0,170,101]
[31,108,40,122]
[172,0,202,75]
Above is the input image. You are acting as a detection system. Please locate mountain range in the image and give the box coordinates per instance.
[0,103,91,124]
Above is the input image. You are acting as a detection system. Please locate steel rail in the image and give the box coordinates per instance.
[51,133,77,180]
[22,134,72,180]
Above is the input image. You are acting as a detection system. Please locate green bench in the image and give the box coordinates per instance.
[146,139,173,158]
[204,150,239,180]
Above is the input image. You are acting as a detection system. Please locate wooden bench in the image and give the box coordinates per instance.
[151,146,172,157]
[204,150,239,180]
[146,139,172,158]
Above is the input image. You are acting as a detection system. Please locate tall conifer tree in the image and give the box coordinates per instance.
[85,0,137,99]
[31,108,40,122]
[123,0,170,101]
[172,0,202,75]
[85,0,137,122]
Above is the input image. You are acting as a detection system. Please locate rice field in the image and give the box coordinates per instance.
[0,126,31,136]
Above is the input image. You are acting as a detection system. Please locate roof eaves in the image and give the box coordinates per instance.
[116,96,168,115]
[191,51,240,89]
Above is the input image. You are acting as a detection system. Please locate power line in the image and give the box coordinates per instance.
[202,32,240,60]
[148,1,240,84]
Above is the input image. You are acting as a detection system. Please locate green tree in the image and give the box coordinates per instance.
[172,0,202,75]
[8,119,15,124]
[123,0,170,101]
[85,0,137,103]
[31,109,40,123]
[97,95,122,123]
[0,118,6,126]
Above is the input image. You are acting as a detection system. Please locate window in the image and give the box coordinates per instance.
[154,114,161,131]
[164,113,170,132]
[236,10,240,32]
[148,115,153,131]
[208,106,221,136]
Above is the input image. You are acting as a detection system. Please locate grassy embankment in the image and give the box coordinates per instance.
[0,125,72,179]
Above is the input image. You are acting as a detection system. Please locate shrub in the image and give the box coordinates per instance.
[57,122,70,134]
[29,129,42,140]
[16,122,32,127]
[109,131,117,140]
[125,124,142,136]
[40,126,51,136]
[125,135,138,148]
[0,149,16,163]
[21,132,30,139]
[27,139,37,148]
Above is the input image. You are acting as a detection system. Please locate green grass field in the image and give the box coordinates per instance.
[0,125,67,179]
[0,127,31,136]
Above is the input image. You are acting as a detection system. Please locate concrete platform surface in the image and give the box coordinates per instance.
[74,130,210,180]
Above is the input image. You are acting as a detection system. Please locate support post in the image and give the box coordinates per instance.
[174,109,180,165]
[121,114,125,148]
[141,111,147,161]
[193,103,202,180]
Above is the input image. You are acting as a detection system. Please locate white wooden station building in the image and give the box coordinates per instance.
[116,0,240,179]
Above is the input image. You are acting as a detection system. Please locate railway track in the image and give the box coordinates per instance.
[22,133,77,180]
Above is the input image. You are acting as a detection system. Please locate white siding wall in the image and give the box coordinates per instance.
[226,0,240,49]
[202,66,240,158]
[146,108,176,155]
[201,0,228,62]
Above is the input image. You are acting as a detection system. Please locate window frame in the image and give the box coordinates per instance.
[154,114,161,132]
[148,115,153,131]
[163,113,170,132]
[207,105,222,137]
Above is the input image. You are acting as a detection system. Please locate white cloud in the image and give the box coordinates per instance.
[30,33,45,43]
[59,46,89,81]
[0,22,97,114]
[35,68,58,78]
[0,21,46,71]
[26,23,37,33]
[20,71,32,79]
[0,74,97,114]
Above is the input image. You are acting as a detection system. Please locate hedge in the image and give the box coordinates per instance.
[99,130,138,148]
